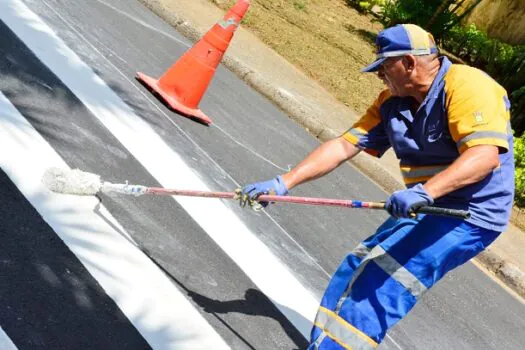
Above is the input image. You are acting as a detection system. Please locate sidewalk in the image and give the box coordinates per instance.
[139,0,525,299]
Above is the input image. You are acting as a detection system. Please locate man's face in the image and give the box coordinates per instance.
[377,56,411,96]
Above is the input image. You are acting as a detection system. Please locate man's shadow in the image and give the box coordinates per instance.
[186,288,309,349]
[93,203,309,349]
[137,250,309,349]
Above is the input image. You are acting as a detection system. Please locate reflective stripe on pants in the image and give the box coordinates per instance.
[313,307,377,349]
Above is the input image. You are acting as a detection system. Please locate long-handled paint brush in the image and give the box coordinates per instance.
[41,167,470,219]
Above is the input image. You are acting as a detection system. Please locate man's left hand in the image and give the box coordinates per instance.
[386,184,434,218]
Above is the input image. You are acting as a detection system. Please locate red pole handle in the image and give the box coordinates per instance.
[144,187,470,219]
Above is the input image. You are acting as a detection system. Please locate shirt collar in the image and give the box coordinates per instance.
[420,56,452,108]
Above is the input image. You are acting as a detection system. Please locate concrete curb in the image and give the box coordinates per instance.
[137,0,201,42]
[476,249,525,297]
[138,0,525,299]
[511,206,525,232]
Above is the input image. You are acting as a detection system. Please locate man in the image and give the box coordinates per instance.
[239,24,514,348]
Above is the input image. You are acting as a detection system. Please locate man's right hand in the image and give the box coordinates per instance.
[239,175,289,208]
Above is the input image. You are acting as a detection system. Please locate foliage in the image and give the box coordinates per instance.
[512,100,525,206]
[511,87,525,138]
[443,24,525,135]
[345,0,385,13]
[445,25,517,73]
[293,0,307,11]
[515,135,525,207]
[378,0,481,42]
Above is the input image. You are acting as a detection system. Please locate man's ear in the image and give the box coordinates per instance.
[403,55,416,72]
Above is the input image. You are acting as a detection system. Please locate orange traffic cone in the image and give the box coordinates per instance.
[137,0,250,125]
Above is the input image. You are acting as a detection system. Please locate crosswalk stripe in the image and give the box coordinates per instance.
[0,90,230,349]
[1,0,319,341]
[0,326,17,350]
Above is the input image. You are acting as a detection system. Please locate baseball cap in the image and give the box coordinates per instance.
[362,24,438,73]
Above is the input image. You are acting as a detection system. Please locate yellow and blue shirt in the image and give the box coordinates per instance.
[343,57,514,231]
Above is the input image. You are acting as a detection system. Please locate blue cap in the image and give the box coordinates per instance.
[362,24,438,73]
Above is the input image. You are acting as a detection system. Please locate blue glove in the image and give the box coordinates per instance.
[385,184,434,218]
[239,175,288,208]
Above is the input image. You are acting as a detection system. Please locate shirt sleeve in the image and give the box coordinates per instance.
[342,89,392,158]
[444,66,511,154]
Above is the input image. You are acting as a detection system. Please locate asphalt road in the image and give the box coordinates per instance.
[1,0,524,349]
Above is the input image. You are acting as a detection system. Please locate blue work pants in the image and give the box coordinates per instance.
[309,215,500,349]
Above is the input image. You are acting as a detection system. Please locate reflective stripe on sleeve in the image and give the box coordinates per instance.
[314,307,378,349]
[457,131,508,149]
[342,127,383,157]
[343,128,367,145]
[342,128,382,157]
[342,130,360,145]
[349,128,367,138]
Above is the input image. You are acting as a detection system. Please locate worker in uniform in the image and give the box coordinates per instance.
[238,24,514,348]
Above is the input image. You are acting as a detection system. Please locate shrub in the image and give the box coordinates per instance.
[511,87,525,137]
[515,135,525,207]
[378,0,481,42]
[345,0,385,13]
[443,24,525,136]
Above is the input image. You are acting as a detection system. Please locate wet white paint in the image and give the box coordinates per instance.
[2,0,319,340]
[0,327,17,350]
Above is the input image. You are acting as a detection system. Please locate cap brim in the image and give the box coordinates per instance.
[361,57,387,73]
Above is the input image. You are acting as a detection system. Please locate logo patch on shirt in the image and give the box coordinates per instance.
[426,118,444,143]
[473,111,488,126]
[427,124,442,142]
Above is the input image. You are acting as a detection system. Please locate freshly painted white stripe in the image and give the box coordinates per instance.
[0,327,17,350]
[0,93,229,349]
[2,0,319,338]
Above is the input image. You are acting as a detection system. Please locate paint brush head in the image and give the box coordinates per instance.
[42,167,102,196]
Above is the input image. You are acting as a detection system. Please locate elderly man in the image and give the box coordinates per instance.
[239,24,514,348]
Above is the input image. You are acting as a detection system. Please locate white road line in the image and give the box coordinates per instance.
[2,0,319,339]
[0,327,17,350]
[0,93,230,349]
